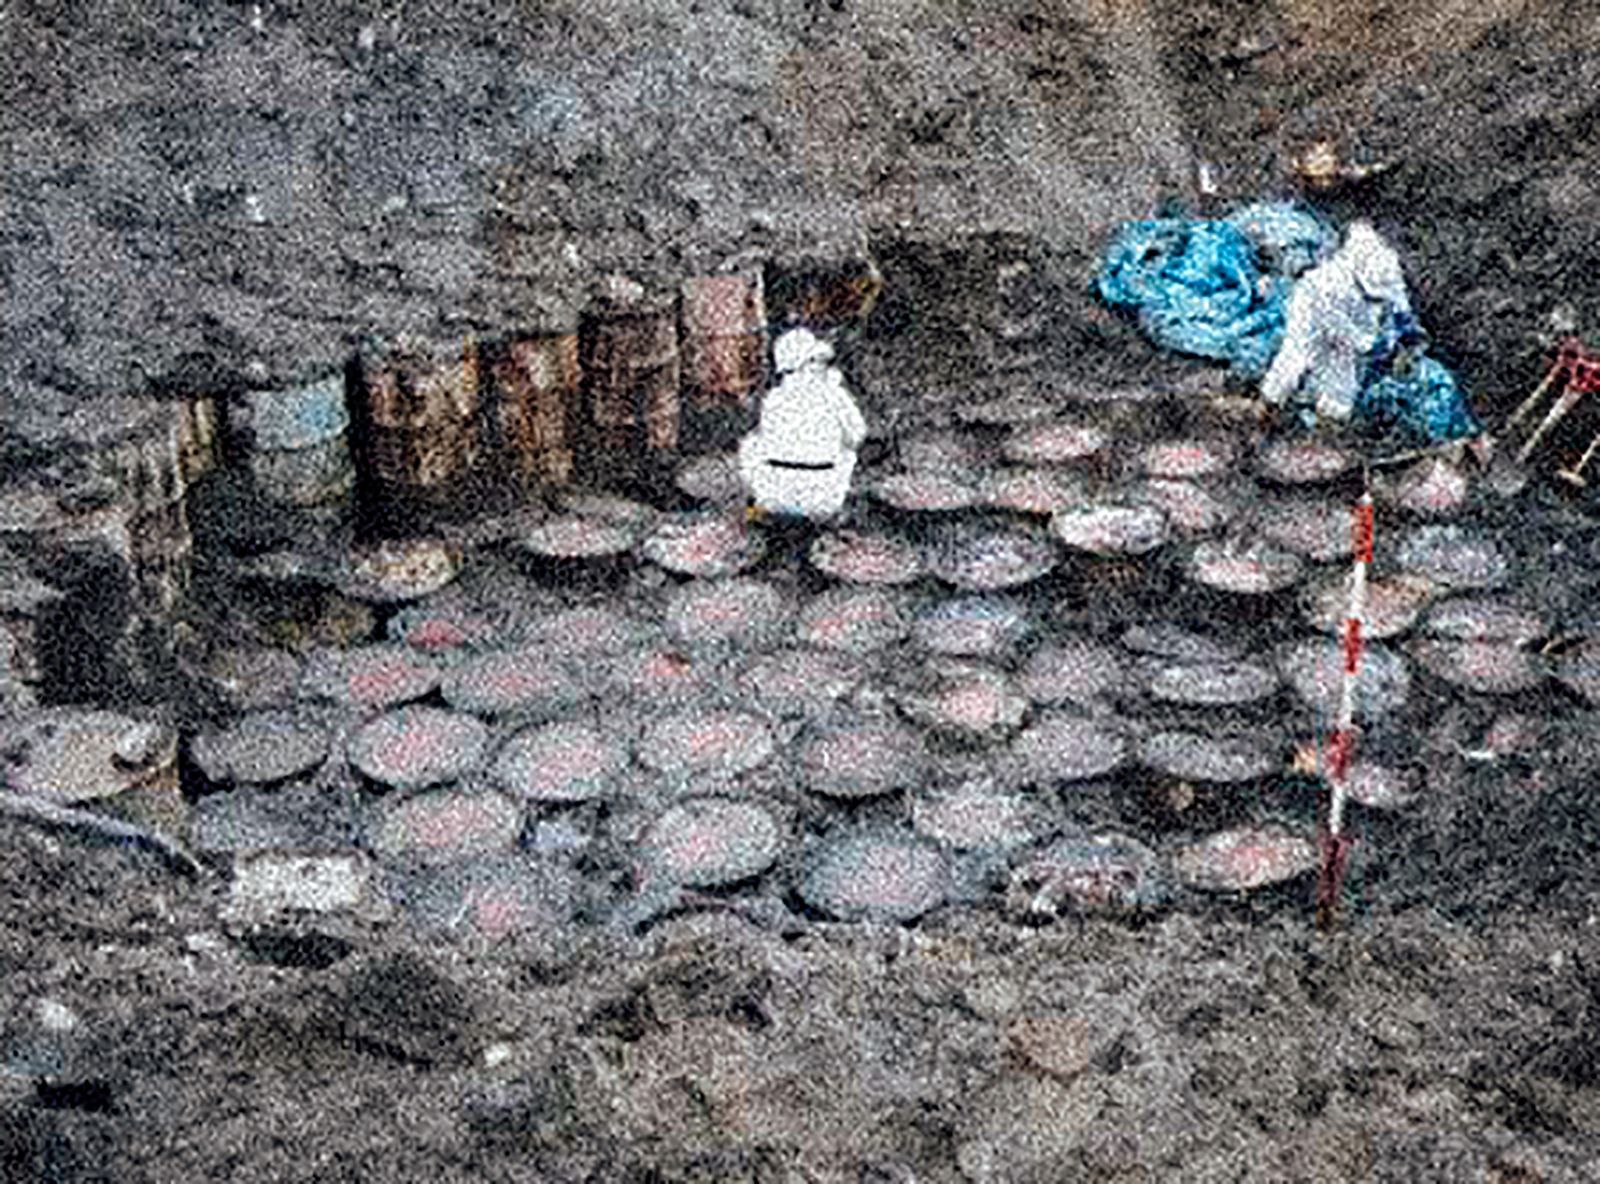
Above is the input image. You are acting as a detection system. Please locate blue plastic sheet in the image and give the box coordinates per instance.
[1096,217,1287,377]
[1096,203,1481,444]
[1359,354,1483,445]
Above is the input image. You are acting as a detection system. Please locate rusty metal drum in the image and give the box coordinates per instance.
[355,336,482,491]
[489,333,580,489]
[680,272,767,451]
[177,395,220,484]
[579,303,681,487]
[227,373,355,509]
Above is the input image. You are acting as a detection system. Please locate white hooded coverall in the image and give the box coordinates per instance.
[1260,220,1413,424]
[738,328,867,520]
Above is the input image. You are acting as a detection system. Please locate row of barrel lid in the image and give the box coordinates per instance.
[9,401,1600,934]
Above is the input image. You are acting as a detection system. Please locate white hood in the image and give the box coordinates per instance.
[773,327,834,374]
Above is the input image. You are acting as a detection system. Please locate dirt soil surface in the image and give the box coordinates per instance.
[10,2,1600,1181]
[4,811,1600,1182]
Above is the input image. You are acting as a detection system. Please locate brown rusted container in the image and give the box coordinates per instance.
[177,395,220,484]
[579,304,681,487]
[353,336,482,516]
[681,272,768,411]
[128,498,193,619]
[489,333,580,489]
[680,273,767,452]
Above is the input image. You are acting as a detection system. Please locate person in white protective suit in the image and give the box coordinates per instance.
[1260,220,1417,424]
[738,327,867,521]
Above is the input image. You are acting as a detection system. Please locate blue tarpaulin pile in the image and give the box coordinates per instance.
[1096,202,1481,445]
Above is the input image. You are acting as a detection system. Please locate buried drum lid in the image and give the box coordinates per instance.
[799,829,950,923]
[912,782,1045,853]
[890,661,1029,744]
[369,788,524,864]
[1278,636,1411,721]
[440,648,586,720]
[1300,571,1436,639]
[1185,538,1305,596]
[641,511,766,578]
[1000,711,1128,787]
[1130,479,1235,537]
[1019,636,1129,707]
[1254,496,1355,562]
[1138,729,1280,784]
[1002,421,1109,466]
[301,643,442,711]
[637,796,782,889]
[1051,503,1169,558]
[798,716,927,800]
[736,647,863,717]
[796,587,912,654]
[517,514,642,564]
[1006,831,1168,917]
[492,720,631,804]
[1395,525,1509,591]
[808,530,925,586]
[871,470,982,513]
[977,467,1086,516]
[636,708,776,779]
[924,526,1061,593]
[348,705,491,793]
[1168,824,1319,893]
[1407,638,1548,695]
[1142,658,1279,707]
[1140,437,1235,481]
[189,710,331,788]
[1420,597,1547,646]
[664,576,791,651]
[911,595,1032,660]
[1254,438,1358,485]
[339,538,462,604]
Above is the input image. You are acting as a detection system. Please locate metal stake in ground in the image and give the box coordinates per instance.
[1315,480,1372,930]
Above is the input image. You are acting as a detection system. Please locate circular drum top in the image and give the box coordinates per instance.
[1255,438,1358,485]
[519,515,641,561]
[493,720,631,803]
[341,539,461,603]
[871,470,982,513]
[809,530,925,585]
[349,706,490,793]
[925,527,1061,592]
[641,512,766,578]
[800,830,949,922]
[639,797,783,888]
[1051,504,1169,557]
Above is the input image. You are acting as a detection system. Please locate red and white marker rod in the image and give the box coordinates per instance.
[1316,485,1372,927]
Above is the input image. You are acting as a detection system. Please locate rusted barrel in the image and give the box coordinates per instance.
[0,395,190,699]
[177,396,220,484]
[0,562,65,688]
[226,374,355,513]
[352,335,482,524]
[680,272,767,451]
[579,303,680,488]
[488,333,580,490]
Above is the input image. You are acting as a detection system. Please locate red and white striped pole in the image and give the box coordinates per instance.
[1316,478,1373,929]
